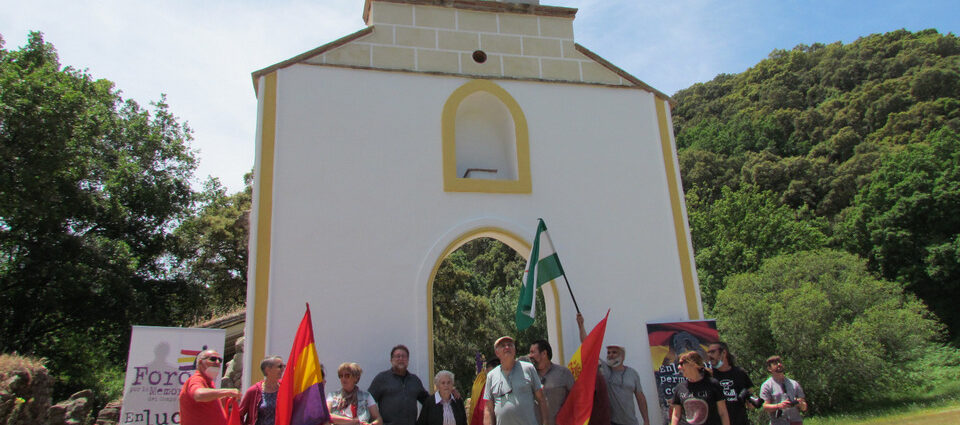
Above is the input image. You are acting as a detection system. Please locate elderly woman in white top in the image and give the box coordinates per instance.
[417,370,466,425]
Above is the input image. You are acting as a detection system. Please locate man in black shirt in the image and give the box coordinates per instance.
[369,344,429,425]
[707,342,754,425]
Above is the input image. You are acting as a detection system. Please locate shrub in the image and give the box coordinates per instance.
[713,249,943,412]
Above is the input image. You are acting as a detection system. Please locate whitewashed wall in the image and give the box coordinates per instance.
[247,64,693,425]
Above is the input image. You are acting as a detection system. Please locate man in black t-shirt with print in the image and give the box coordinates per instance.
[707,343,754,425]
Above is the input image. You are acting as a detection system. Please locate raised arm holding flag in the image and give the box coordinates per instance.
[557,311,610,425]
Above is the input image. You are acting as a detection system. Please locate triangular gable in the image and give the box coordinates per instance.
[251,0,673,104]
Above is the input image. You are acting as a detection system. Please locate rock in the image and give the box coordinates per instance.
[0,355,54,425]
[47,389,93,425]
[94,400,122,425]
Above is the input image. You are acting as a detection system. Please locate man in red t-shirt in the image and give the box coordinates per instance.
[179,349,241,425]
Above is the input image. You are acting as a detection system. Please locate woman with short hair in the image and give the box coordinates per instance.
[327,362,383,425]
[239,355,284,425]
[417,370,466,425]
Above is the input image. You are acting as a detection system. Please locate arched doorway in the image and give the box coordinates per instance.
[425,227,563,392]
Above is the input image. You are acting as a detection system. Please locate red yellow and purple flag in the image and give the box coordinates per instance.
[468,369,487,425]
[557,310,609,425]
[276,304,330,425]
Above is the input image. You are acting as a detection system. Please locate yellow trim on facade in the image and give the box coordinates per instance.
[441,80,532,193]
[655,99,701,320]
[425,228,563,380]
[252,71,279,383]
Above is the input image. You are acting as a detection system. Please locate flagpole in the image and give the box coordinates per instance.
[561,274,581,315]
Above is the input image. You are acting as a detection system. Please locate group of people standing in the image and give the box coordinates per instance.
[178,345,465,425]
[178,338,805,425]
[668,343,807,425]
[478,314,652,425]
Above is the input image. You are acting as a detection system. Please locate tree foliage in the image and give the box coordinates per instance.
[713,250,943,412]
[174,173,252,314]
[686,185,828,308]
[0,32,202,400]
[838,128,960,332]
[672,29,960,338]
[432,238,546,395]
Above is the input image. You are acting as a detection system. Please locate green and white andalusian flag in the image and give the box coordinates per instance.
[516,219,566,331]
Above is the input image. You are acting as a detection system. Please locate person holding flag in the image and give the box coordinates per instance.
[577,314,650,425]
[556,311,611,425]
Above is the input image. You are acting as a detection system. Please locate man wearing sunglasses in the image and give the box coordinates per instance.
[707,342,754,425]
[179,349,241,425]
[760,356,806,425]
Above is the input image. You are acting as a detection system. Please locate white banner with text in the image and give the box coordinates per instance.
[119,326,225,425]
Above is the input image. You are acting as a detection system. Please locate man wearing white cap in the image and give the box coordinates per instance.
[578,314,649,425]
[601,345,650,425]
[483,336,550,425]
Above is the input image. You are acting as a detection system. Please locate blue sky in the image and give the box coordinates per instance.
[2,0,958,192]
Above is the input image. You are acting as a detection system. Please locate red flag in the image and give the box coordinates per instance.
[556,310,610,425]
[469,372,487,425]
[276,304,330,425]
[226,398,242,425]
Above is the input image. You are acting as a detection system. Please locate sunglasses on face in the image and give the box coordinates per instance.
[205,356,223,364]
[677,360,687,366]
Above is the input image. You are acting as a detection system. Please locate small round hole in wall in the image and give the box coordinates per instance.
[472,50,487,64]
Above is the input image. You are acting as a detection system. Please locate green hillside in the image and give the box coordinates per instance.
[672,29,960,340]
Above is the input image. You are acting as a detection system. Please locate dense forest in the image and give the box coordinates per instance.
[673,29,960,340]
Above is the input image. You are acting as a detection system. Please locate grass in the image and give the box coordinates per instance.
[800,379,960,425]
[790,345,960,425]
[805,403,960,425]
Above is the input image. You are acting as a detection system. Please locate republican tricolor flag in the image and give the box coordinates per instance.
[557,310,609,425]
[276,304,330,425]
